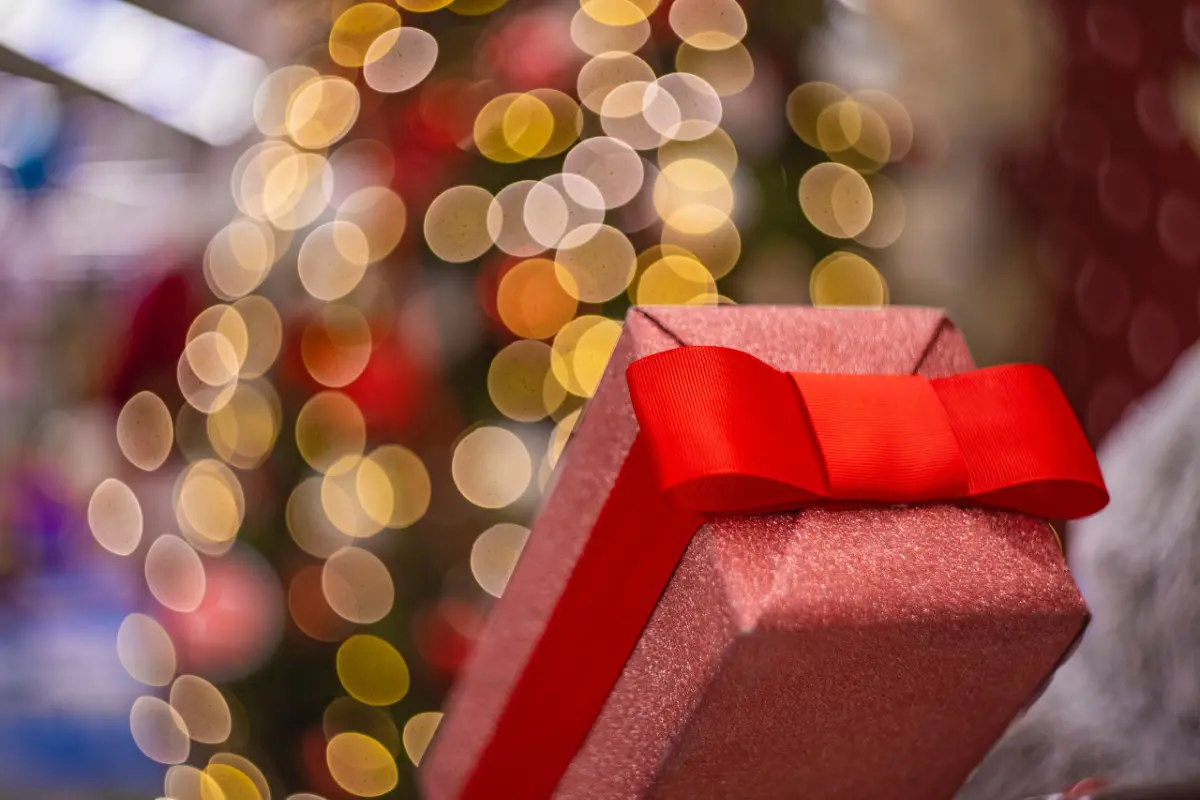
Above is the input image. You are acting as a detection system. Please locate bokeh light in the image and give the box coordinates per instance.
[470,522,530,597]
[289,564,355,643]
[174,459,246,549]
[321,455,390,538]
[364,27,439,94]
[232,296,283,379]
[661,216,741,279]
[570,8,650,55]
[288,76,361,150]
[809,251,888,307]
[580,0,660,29]
[336,635,410,706]
[326,732,399,797]
[298,221,371,302]
[295,391,367,473]
[525,173,605,250]
[563,136,645,209]
[329,3,401,68]
[424,185,495,262]
[799,162,874,239]
[336,186,407,263]
[668,0,748,49]
[368,445,432,528]
[323,546,396,625]
[117,613,176,687]
[636,253,717,305]
[170,675,233,745]
[653,157,734,234]
[207,380,282,470]
[287,478,355,559]
[401,712,443,766]
[116,390,173,471]
[675,42,754,97]
[129,695,190,765]
[550,315,623,397]
[488,339,561,422]
[164,764,225,800]
[145,534,206,613]
[204,218,280,301]
[302,305,373,388]
[254,65,320,137]
[323,697,401,757]
[496,257,579,339]
[577,52,655,112]
[555,224,637,302]
[451,426,532,508]
[88,478,142,556]
[208,754,270,800]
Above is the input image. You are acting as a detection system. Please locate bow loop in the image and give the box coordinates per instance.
[626,346,1108,520]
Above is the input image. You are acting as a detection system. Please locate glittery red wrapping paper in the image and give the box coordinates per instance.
[422,306,1087,800]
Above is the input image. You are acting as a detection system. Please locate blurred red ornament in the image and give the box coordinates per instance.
[108,267,200,406]
[413,598,484,676]
[479,9,580,91]
[163,544,285,683]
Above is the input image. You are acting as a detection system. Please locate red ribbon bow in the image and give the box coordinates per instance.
[455,346,1107,799]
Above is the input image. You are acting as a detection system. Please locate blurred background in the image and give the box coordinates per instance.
[0,0,1190,797]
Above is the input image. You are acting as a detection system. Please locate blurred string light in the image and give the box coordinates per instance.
[0,0,265,145]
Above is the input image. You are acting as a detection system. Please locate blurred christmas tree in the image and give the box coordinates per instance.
[96,0,917,796]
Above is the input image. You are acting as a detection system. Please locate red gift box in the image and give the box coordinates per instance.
[422,306,1107,799]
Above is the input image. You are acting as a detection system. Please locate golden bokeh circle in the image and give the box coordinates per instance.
[302,305,373,389]
[364,26,439,94]
[321,455,390,538]
[232,296,283,379]
[170,675,232,745]
[204,218,278,301]
[798,162,874,239]
[323,546,395,624]
[496,257,578,339]
[130,695,190,765]
[202,763,260,800]
[855,173,907,249]
[668,0,747,49]
[658,127,738,178]
[809,251,889,307]
[368,444,431,528]
[324,697,401,758]
[580,0,660,26]
[88,478,142,556]
[117,390,173,471]
[117,613,176,687]
[298,221,372,302]
[550,316,623,397]
[787,81,849,149]
[653,158,734,234]
[326,732,399,798]
[636,254,717,306]
[254,66,320,138]
[174,459,245,548]
[488,339,559,422]
[287,477,355,559]
[337,635,410,706]
[329,3,401,68]
[402,711,443,766]
[451,426,532,508]
[336,186,407,263]
[528,88,584,158]
[296,392,367,474]
[206,380,282,470]
[660,216,741,279]
[288,76,361,150]
[424,185,495,262]
[570,7,650,55]
[675,41,754,97]
[145,534,206,613]
[554,224,637,303]
[470,522,531,597]
[577,51,656,112]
